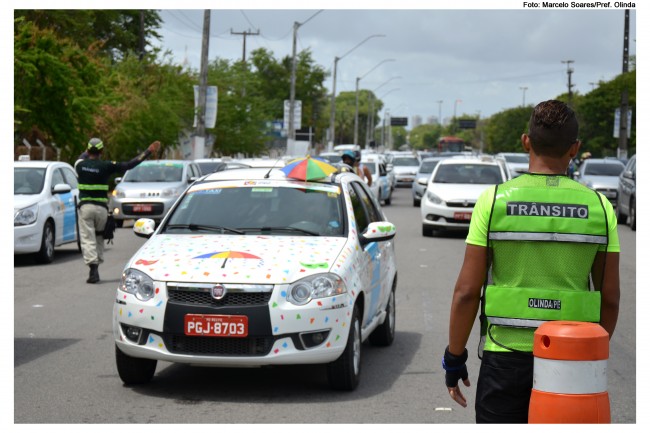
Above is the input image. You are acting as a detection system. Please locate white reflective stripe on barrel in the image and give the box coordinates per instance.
[533,358,608,394]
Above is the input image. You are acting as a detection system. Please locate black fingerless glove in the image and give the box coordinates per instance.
[442,346,469,388]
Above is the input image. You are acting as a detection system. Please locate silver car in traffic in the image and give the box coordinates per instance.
[109,159,201,227]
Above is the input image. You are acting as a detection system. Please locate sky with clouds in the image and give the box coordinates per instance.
[152,2,637,125]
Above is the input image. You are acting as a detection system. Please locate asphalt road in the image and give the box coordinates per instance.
[13,187,636,424]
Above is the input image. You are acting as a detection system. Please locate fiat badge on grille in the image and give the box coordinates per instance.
[211,284,226,300]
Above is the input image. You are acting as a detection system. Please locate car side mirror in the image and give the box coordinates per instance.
[360,221,396,245]
[573,171,580,179]
[386,164,394,171]
[623,170,635,180]
[114,177,122,184]
[133,218,156,239]
[52,183,72,194]
[417,178,428,186]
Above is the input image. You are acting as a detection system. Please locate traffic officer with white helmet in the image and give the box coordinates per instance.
[76,137,160,283]
[443,100,620,423]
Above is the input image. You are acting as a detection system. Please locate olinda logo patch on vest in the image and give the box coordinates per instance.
[528,297,561,310]
[507,201,589,219]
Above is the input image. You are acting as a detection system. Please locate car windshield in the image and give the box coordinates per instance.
[123,163,183,182]
[584,162,625,176]
[433,164,503,184]
[197,162,225,175]
[321,154,341,163]
[419,160,441,173]
[14,167,45,194]
[164,184,345,236]
[392,157,420,167]
[503,154,529,163]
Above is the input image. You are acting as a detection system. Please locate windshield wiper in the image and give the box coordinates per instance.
[239,226,320,236]
[164,224,244,235]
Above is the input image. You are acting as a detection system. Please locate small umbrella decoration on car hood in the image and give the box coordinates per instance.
[194,250,262,268]
[280,156,337,181]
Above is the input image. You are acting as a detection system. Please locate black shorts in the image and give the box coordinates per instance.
[475,350,534,423]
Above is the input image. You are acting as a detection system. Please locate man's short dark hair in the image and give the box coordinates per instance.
[527,100,579,158]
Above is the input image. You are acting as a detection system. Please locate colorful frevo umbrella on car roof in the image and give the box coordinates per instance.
[280,156,337,181]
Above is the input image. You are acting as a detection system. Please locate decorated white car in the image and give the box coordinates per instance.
[113,157,398,390]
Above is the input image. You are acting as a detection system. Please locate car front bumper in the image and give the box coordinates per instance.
[14,222,43,254]
[110,197,178,221]
[421,199,474,229]
[113,283,351,366]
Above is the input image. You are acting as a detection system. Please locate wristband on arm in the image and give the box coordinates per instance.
[442,346,469,388]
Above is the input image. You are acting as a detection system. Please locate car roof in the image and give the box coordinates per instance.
[583,158,625,165]
[14,160,71,169]
[199,166,357,185]
[438,156,501,166]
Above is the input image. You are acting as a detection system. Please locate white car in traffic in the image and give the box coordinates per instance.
[14,158,80,263]
[421,156,508,236]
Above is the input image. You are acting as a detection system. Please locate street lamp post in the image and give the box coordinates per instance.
[436,100,443,126]
[354,58,395,147]
[288,10,323,152]
[328,34,385,150]
[366,76,401,148]
[520,86,528,107]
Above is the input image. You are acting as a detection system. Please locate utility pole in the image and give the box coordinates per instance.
[519,86,528,107]
[618,9,630,160]
[194,9,210,160]
[436,100,443,126]
[561,60,575,104]
[138,10,145,61]
[230,28,259,62]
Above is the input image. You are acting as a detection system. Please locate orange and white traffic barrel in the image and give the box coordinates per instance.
[528,321,610,423]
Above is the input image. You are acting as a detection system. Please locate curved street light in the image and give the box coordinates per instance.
[328,34,385,149]
[366,76,402,148]
[288,10,323,149]
[354,58,396,146]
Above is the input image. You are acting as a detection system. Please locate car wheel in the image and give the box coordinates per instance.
[115,219,124,228]
[422,224,434,237]
[115,345,157,385]
[384,195,391,206]
[413,198,420,207]
[615,201,626,225]
[629,197,636,231]
[35,220,55,264]
[327,305,361,391]
[369,285,396,346]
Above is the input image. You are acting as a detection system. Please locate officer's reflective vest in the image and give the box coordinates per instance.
[482,174,609,353]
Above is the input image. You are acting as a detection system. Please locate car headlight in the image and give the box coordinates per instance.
[14,204,38,226]
[287,273,347,306]
[120,268,156,301]
[161,187,182,197]
[426,190,443,204]
[112,189,125,198]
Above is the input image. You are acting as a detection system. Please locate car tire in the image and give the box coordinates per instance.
[35,220,55,264]
[422,225,434,237]
[115,219,124,228]
[615,204,624,225]
[327,305,361,391]
[413,198,420,207]
[115,345,157,385]
[629,197,636,231]
[384,195,391,206]
[369,285,396,347]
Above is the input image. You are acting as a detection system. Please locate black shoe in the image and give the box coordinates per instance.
[87,264,100,284]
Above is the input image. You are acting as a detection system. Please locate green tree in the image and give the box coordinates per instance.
[482,106,533,154]
[14,10,162,61]
[14,17,106,160]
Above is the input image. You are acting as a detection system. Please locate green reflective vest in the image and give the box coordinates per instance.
[482,174,609,353]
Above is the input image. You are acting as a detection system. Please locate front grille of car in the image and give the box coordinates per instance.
[169,290,272,307]
[167,283,273,307]
[165,334,275,356]
[446,201,476,208]
[596,188,617,202]
[122,202,165,216]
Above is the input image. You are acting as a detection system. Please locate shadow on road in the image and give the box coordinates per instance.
[123,331,422,402]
